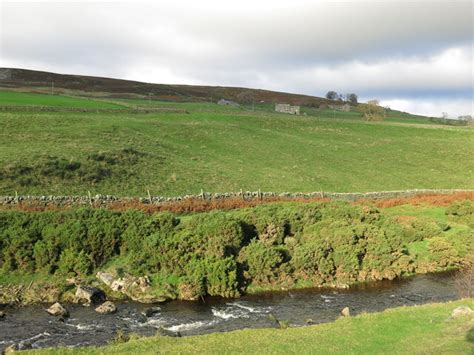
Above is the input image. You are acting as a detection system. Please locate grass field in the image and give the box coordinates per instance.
[1,94,473,196]
[0,91,125,109]
[24,299,474,354]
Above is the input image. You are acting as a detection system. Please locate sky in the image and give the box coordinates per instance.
[0,0,473,118]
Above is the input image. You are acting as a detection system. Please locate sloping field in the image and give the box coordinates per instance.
[0,91,125,109]
[0,106,472,196]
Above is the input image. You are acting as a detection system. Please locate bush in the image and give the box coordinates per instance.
[428,237,461,268]
[291,239,334,282]
[238,240,285,284]
[183,212,244,257]
[56,249,92,277]
[201,257,240,298]
[446,200,474,218]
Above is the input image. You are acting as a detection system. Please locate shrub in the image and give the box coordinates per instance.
[183,212,244,257]
[238,240,285,284]
[291,239,334,282]
[200,257,240,297]
[56,249,92,277]
[446,200,474,218]
[428,237,461,268]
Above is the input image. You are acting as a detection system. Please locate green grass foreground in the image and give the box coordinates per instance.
[24,299,474,354]
[1,96,473,196]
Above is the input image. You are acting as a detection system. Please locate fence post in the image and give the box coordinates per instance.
[147,190,152,204]
[87,191,92,206]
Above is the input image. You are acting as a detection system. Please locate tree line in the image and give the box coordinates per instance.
[326,91,358,104]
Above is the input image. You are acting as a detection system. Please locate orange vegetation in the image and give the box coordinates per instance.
[1,192,472,214]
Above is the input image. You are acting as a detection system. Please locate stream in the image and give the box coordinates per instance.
[0,272,458,351]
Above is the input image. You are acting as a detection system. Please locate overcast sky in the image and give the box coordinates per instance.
[1,0,473,117]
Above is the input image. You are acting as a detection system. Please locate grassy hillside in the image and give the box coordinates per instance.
[0,91,125,109]
[24,299,474,354]
[0,68,334,106]
[0,102,472,196]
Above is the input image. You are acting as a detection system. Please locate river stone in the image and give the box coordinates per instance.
[75,285,106,305]
[95,301,117,314]
[341,307,351,317]
[3,344,17,354]
[451,306,473,319]
[141,306,161,317]
[46,302,69,317]
[156,326,181,337]
[0,311,5,319]
[96,271,114,287]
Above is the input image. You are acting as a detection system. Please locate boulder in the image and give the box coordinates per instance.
[95,301,117,314]
[141,306,161,317]
[341,307,351,317]
[96,271,114,287]
[3,344,17,354]
[75,285,106,305]
[96,272,165,303]
[110,278,126,292]
[0,311,5,319]
[451,306,473,319]
[46,302,69,317]
[65,278,77,286]
[156,326,181,337]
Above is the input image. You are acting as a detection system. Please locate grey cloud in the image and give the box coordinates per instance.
[0,0,472,117]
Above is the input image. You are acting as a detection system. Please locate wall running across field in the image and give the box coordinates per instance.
[1,189,472,207]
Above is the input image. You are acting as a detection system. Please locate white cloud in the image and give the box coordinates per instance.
[379,98,473,119]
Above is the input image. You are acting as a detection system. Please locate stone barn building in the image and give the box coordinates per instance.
[275,103,300,115]
[218,99,239,107]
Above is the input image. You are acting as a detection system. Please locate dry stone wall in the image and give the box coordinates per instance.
[0,105,187,114]
[1,189,472,207]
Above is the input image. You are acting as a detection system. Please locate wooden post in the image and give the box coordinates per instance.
[147,190,152,204]
[88,190,92,206]
[201,188,204,200]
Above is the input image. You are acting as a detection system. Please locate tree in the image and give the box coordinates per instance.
[357,100,385,121]
[347,93,358,104]
[326,91,338,100]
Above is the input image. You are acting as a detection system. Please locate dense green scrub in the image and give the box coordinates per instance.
[1,108,473,195]
[1,200,472,301]
[23,299,474,355]
[0,91,125,109]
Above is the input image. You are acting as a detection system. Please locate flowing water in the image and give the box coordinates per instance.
[0,272,458,351]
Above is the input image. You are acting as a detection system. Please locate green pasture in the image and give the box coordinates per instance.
[0,105,472,196]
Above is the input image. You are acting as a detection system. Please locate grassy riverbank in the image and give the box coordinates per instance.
[1,199,472,304]
[22,299,474,354]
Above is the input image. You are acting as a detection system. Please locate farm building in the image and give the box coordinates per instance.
[218,99,239,107]
[275,103,300,115]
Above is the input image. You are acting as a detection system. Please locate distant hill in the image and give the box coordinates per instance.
[0,68,334,106]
